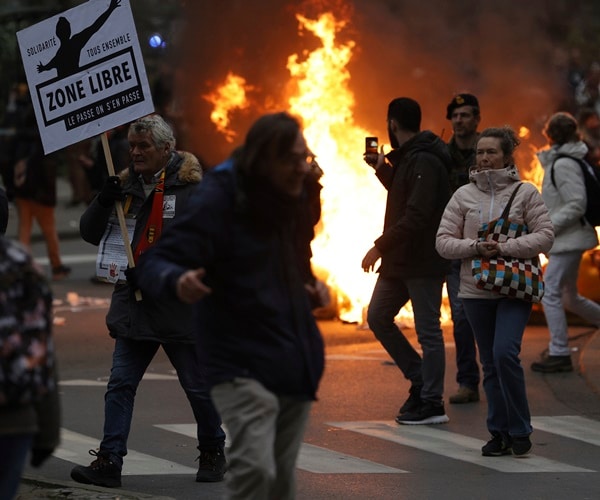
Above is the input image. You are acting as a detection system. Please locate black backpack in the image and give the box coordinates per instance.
[550,154,600,227]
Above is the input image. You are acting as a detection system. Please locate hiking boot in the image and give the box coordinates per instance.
[398,384,423,416]
[395,401,449,425]
[70,450,121,488]
[52,265,71,281]
[196,448,226,482]
[482,434,512,456]
[512,436,532,457]
[449,386,480,404]
[531,354,573,373]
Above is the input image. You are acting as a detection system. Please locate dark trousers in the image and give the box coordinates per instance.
[446,259,480,389]
[101,338,225,467]
[367,276,446,404]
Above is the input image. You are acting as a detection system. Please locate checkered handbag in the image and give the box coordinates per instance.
[471,183,544,303]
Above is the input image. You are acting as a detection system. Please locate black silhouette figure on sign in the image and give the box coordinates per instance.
[37,0,121,79]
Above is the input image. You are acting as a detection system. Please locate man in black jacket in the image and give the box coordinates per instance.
[362,97,452,425]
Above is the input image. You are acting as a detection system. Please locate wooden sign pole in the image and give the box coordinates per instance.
[100,131,142,301]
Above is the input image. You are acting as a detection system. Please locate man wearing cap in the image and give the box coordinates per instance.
[444,93,482,405]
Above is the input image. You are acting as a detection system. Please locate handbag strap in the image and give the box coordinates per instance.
[499,182,523,220]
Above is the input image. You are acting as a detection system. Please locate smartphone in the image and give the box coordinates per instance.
[365,136,378,154]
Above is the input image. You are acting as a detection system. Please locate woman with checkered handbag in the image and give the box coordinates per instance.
[436,126,554,459]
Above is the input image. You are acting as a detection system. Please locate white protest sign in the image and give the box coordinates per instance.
[16,0,154,154]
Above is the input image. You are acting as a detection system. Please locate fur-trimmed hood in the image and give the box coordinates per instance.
[118,150,202,185]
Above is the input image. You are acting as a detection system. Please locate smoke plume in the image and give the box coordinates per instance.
[178,0,572,169]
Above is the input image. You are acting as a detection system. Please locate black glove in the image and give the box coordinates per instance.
[124,266,138,289]
[30,447,53,467]
[98,175,126,207]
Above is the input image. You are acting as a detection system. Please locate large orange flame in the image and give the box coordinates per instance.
[205,10,452,325]
[286,12,386,323]
[203,72,253,143]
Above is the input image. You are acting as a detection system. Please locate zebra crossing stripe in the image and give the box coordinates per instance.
[297,444,407,474]
[55,429,197,475]
[532,416,600,446]
[328,421,594,473]
[155,424,406,474]
[60,373,179,387]
[326,354,390,361]
[59,379,107,387]
[35,254,98,265]
[56,417,598,476]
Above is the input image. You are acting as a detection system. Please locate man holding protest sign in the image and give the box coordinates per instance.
[70,114,226,487]
[15,1,224,487]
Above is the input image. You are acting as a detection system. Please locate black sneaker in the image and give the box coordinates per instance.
[398,384,423,416]
[482,435,512,456]
[395,401,449,425]
[531,355,573,373]
[70,449,121,488]
[512,436,532,457]
[196,448,226,482]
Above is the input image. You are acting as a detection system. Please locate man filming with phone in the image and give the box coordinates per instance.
[361,97,453,425]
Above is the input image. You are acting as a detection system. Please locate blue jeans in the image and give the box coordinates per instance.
[463,298,533,438]
[367,276,446,404]
[101,338,225,468]
[446,259,480,390]
[0,433,33,500]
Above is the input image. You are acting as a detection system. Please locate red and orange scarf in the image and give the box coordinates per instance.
[133,170,165,262]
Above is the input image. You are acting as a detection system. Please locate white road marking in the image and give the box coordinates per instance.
[328,420,594,473]
[157,424,406,474]
[35,254,98,266]
[56,429,197,476]
[60,379,107,387]
[296,444,407,474]
[60,373,179,386]
[326,354,390,361]
[139,373,179,381]
[55,417,599,476]
[532,415,600,446]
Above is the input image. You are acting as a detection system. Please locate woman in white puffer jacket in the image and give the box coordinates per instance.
[531,112,600,374]
[436,126,554,459]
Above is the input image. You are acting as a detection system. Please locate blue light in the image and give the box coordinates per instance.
[149,33,163,48]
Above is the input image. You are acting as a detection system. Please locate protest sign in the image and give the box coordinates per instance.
[17,0,153,295]
[16,0,154,154]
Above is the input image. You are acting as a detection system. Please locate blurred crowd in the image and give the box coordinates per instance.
[556,49,600,166]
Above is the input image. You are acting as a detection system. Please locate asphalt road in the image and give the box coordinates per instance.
[13,246,600,500]
[8,189,600,500]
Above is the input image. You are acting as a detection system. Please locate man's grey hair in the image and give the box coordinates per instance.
[129,114,176,151]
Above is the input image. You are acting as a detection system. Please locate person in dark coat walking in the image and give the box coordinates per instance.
[135,112,325,500]
[12,97,70,280]
[362,97,452,425]
[70,114,226,488]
